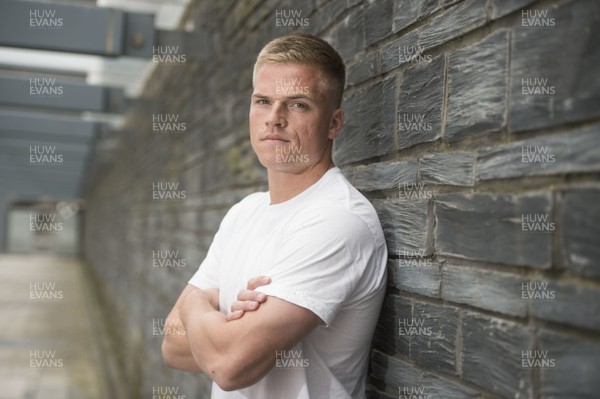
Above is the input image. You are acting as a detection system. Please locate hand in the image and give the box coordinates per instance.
[225,276,271,321]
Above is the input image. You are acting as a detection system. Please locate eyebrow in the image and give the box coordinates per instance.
[252,93,315,101]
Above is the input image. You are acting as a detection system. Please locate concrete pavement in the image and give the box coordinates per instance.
[0,255,113,399]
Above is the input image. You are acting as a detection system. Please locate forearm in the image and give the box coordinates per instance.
[181,293,274,390]
[165,285,315,392]
[161,309,203,373]
[181,299,229,375]
[162,286,220,373]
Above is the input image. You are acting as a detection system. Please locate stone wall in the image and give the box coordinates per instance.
[83,0,600,398]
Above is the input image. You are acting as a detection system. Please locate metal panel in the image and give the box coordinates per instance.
[0,180,80,197]
[155,29,213,61]
[0,0,125,56]
[123,12,155,58]
[0,112,97,143]
[0,77,125,113]
[0,138,90,159]
[0,1,205,60]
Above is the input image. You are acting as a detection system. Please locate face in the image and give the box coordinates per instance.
[249,62,343,174]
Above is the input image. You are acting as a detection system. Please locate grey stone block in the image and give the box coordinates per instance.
[225,0,266,33]
[380,30,420,73]
[442,265,528,317]
[333,76,396,165]
[419,152,474,186]
[365,0,393,46]
[353,159,417,192]
[331,6,365,61]
[422,373,480,399]
[373,198,431,256]
[530,280,600,332]
[509,0,600,132]
[339,166,354,182]
[316,0,346,31]
[366,387,396,399]
[418,0,487,51]
[562,188,600,278]
[347,51,379,87]
[434,193,553,268]
[446,30,508,141]
[490,0,537,19]
[372,295,411,356]
[440,0,462,5]
[397,55,444,150]
[394,0,440,33]
[409,302,459,374]
[538,329,600,399]
[388,258,441,298]
[370,350,421,389]
[462,312,533,398]
[477,124,600,180]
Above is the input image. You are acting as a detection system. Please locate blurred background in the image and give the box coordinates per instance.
[0,0,599,398]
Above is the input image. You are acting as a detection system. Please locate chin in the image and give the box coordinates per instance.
[259,158,301,174]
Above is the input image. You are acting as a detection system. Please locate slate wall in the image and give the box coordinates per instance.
[83,0,600,398]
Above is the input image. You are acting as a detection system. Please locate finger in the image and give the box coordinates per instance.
[246,275,272,290]
[236,289,268,303]
[225,310,244,322]
[231,300,260,313]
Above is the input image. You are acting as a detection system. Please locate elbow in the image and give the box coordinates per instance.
[214,374,249,392]
[161,335,189,370]
[161,337,176,368]
[214,375,239,392]
[211,357,270,392]
[210,362,243,391]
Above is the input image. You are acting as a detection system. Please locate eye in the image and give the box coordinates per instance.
[255,99,269,105]
[291,102,308,109]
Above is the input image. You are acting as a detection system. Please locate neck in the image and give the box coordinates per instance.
[268,158,334,204]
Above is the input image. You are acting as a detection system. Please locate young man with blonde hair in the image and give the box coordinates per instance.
[162,32,387,399]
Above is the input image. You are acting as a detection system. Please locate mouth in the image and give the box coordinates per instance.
[262,134,289,142]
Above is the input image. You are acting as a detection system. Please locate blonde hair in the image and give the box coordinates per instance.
[253,33,346,107]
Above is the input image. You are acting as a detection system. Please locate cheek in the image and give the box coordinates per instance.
[297,128,326,154]
[249,104,265,119]
[249,107,258,122]
[249,110,262,131]
[301,115,330,141]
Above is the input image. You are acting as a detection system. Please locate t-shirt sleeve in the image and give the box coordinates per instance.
[254,207,376,327]
[188,239,220,290]
[188,203,241,290]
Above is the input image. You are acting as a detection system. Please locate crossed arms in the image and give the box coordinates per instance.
[161,277,321,391]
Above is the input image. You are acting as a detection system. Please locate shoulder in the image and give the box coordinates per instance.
[299,170,386,247]
[284,206,378,251]
[220,192,267,227]
[236,191,267,210]
[228,191,267,213]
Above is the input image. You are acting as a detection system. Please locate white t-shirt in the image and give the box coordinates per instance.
[189,167,387,399]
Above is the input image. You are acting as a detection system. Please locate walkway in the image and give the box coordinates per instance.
[0,255,118,399]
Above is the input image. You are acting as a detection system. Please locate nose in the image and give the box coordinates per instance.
[265,102,287,128]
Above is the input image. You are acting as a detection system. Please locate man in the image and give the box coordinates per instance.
[162,33,387,399]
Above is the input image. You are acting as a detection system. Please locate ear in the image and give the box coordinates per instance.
[327,108,344,140]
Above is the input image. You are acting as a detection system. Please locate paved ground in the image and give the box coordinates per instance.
[0,255,111,399]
